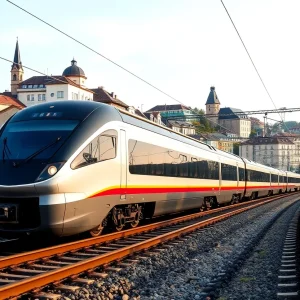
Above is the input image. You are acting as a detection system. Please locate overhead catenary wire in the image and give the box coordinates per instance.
[6,0,243,137]
[220,0,290,134]
[0,57,82,87]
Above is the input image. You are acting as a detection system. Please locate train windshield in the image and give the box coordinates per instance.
[0,120,79,161]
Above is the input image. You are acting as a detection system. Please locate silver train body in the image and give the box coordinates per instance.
[0,101,299,237]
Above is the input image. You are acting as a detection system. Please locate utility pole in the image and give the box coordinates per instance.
[263,113,267,137]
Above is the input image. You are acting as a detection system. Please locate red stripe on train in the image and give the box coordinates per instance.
[89,184,294,198]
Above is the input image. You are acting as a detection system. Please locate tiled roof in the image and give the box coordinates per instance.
[218,107,249,120]
[241,137,294,145]
[90,87,129,108]
[200,133,232,141]
[167,120,195,128]
[0,95,25,109]
[134,109,147,118]
[146,104,190,112]
[19,76,93,93]
[205,86,220,105]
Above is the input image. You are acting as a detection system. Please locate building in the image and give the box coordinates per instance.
[4,41,94,106]
[205,86,251,138]
[239,136,298,171]
[218,107,251,138]
[90,87,129,111]
[143,111,165,126]
[17,59,94,107]
[205,86,220,124]
[190,132,235,153]
[250,117,264,136]
[146,104,196,122]
[0,94,25,126]
[166,120,196,135]
[10,39,24,97]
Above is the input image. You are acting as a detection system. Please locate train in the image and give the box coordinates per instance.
[0,100,299,237]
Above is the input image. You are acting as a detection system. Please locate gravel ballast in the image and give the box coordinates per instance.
[42,195,300,300]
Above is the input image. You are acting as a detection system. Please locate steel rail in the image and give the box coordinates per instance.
[0,194,282,269]
[0,194,297,299]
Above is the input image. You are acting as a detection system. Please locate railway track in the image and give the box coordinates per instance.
[0,193,299,299]
[277,208,300,299]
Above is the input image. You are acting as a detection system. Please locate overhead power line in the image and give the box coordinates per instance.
[0,55,239,136]
[0,56,81,86]
[220,0,290,134]
[6,0,242,137]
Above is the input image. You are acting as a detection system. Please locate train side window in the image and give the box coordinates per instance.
[99,134,117,161]
[239,167,245,181]
[189,157,198,178]
[71,136,99,169]
[179,155,188,177]
[221,163,236,181]
[198,160,209,179]
[71,130,117,169]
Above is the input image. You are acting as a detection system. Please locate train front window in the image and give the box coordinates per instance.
[0,120,79,161]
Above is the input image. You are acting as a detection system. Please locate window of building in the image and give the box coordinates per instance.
[28,85,33,88]
[42,94,46,101]
[27,95,30,101]
[12,74,17,81]
[22,85,27,89]
[30,94,34,101]
[57,91,64,98]
[33,85,38,89]
[38,94,42,101]
[39,84,44,88]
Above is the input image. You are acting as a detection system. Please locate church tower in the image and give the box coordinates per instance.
[205,86,220,123]
[11,39,24,96]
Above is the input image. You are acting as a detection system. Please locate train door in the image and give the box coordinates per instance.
[120,129,127,201]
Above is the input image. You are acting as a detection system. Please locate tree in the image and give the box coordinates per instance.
[192,107,215,133]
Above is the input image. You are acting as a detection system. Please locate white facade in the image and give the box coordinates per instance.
[219,118,251,138]
[17,83,93,107]
[239,138,299,171]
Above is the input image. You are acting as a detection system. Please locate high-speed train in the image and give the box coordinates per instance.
[0,101,299,237]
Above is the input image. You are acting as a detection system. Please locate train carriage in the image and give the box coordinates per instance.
[286,171,300,192]
[0,101,299,237]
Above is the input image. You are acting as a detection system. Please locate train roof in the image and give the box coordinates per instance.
[119,109,243,162]
[242,157,286,174]
[9,100,102,122]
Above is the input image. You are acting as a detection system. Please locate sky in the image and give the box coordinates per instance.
[1,0,300,123]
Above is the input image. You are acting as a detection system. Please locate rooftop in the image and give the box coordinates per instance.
[205,86,220,105]
[90,87,129,108]
[146,104,191,112]
[218,107,249,120]
[62,59,86,79]
[241,137,294,145]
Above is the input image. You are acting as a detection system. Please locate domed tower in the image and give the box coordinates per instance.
[62,59,87,86]
[205,86,220,123]
[11,39,24,96]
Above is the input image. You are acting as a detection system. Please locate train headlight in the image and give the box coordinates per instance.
[48,165,58,176]
[35,162,65,182]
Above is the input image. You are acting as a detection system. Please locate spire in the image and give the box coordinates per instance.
[11,39,23,71]
[205,86,220,105]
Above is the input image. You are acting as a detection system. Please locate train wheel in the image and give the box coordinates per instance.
[230,194,240,205]
[90,225,104,237]
[89,218,107,237]
[130,210,143,228]
[115,223,125,231]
